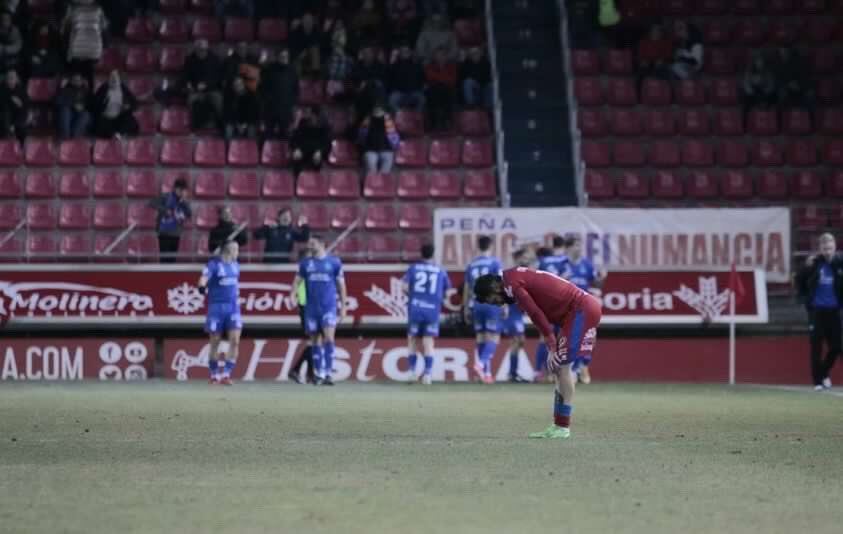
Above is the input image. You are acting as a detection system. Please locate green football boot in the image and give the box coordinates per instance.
[528,425,571,439]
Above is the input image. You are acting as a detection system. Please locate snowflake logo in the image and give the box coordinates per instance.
[364,277,407,318]
[168,283,204,315]
[672,276,731,319]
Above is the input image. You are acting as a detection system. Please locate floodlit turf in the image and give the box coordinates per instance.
[1,382,842,534]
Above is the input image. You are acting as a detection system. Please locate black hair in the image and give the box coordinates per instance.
[566,235,581,248]
[420,243,435,259]
[473,274,502,304]
[552,235,566,249]
[173,178,188,190]
[278,207,292,217]
[477,235,493,252]
[512,248,526,261]
[536,246,552,258]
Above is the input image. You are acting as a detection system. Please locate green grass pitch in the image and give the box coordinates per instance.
[1,382,842,534]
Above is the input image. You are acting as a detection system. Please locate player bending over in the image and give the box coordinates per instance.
[198,241,242,385]
[462,235,504,384]
[564,236,607,385]
[474,267,602,439]
[292,236,347,386]
[403,243,451,385]
[501,249,531,383]
[533,236,570,382]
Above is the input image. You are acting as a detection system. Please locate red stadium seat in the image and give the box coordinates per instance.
[397,171,428,200]
[25,138,56,166]
[94,202,127,230]
[24,171,56,197]
[705,48,737,75]
[399,204,432,231]
[429,138,461,167]
[649,140,680,168]
[605,49,633,75]
[752,140,784,167]
[713,108,744,136]
[747,110,779,136]
[26,78,56,103]
[462,138,493,167]
[681,140,715,167]
[328,140,359,167]
[617,172,649,199]
[193,171,226,199]
[585,170,615,200]
[158,16,188,42]
[58,139,91,166]
[191,16,222,42]
[159,46,186,73]
[581,141,611,168]
[758,171,789,199]
[367,234,401,262]
[788,139,819,167]
[225,18,254,41]
[93,233,128,261]
[401,234,425,262]
[734,20,765,45]
[190,0,213,13]
[328,170,360,199]
[614,141,646,167]
[652,171,684,199]
[127,202,157,230]
[396,139,428,167]
[829,171,843,198]
[791,171,824,199]
[811,48,838,74]
[59,171,90,198]
[298,79,325,106]
[93,171,124,197]
[721,171,754,199]
[261,140,289,166]
[159,107,190,134]
[819,79,841,105]
[0,172,20,197]
[229,204,258,228]
[675,80,706,106]
[0,203,22,229]
[805,17,837,43]
[643,109,675,136]
[364,173,397,199]
[687,171,719,199]
[678,109,710,136]
[606,78,637,106]
[364,204,398,230]
[578,109,606,137]
[703,20,731,45]
[457,110,491,136]
[160,0,186,13]
[126,46,155,73]
[0,139,23,166]
[59,203,92,229]
[769,0,795,13]
[124,137,156,167]
[325,107,351,137]
[454,17,485,46]
[257,18,288,43]
[701,0,727,14]
[829,205,843,230]
[126,170,158,197]
[609,109,642,136]
[330,203,361,229]
[574,78,604,106]
[782,110,813,135]
[825,139,843,165]
[261,171,294,198]
[640,79,671,106]
[395,110,424,137]
[819,109,843,135]
[27,233,57,258]
[711,78,739,106]
[160,137,192,166]
[227,139,259,167]
[160,170,191,193]
[127,76,157,103]
[296,171,329,199]
[26,202,57,229]
[59,232,91,258]
[718,142,749,167]
[795,205,826,231]
[93,139,124,166]
[135,106,156,135]
[571,50,600,75]
[665,0,691,15]
[97,47,125,73]
[768,20,797,45]
[464,170,497,199]
[194,138,226,167]
[193,204,217,230]
[429,172,461,199]
[298,203,330,230]
[228,171,259,199]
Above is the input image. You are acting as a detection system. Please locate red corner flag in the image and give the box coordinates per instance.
[729,262,746,305]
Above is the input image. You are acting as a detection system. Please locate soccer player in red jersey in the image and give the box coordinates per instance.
[474,267,602,439]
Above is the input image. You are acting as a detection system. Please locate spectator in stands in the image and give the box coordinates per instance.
[92,70,139,138]
[796,233,843,391]
[0,69,27,144]
[223,42,250,86]
[386,0,421,45]
[239,44,263,93]
[183,39,223,131]
[459,46,492,109]
[290,105,331,175]
[320,7,347,60]
[26,21,62,79]
[669,20,703,80]
[424,46,457,131]
[388,44,426,111]
[636,23,673,84]
[55,73,92,139]
[351,0,383,48]
[324,39,355,101]
[259,48,299,139]
[290,12,323,77]
[0,12,23,78]
[415,12,458,63]
[62,0,108,89]
[150,178,192,263]
[215,0,255,19]
[450,0,480,21]
[102,0,139,38]
[208,206,249,254]
[740,51,777,119]
[352,46,387,121]
[3,0,29,30]
[253,208,310,263]
[420,0,448,18]
[222,77,260,140]
[566,0,600,49]
[772,46,815,113]
[358,103,400,175]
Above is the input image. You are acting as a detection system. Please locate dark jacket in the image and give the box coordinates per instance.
[149,192,192,237]
[388,58,426,93]
[0,83,28,122]
[253,224,310,263]
[91,82,139,118]
[208,220,248,253]
[291,119,331,155]
[182,51,222,90]
[55,82,91,111]
[353,58,387,86]
[259,61,299,108]
[223,89,260,126]
[459,57,491,85]
[797,253,843,311]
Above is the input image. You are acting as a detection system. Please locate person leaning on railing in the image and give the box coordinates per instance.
[149,177,192,263]
[252,208,309,263]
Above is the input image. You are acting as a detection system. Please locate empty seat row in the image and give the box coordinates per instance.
[581,138,843,168]
[585,168,843,200]
[622,0,841,16]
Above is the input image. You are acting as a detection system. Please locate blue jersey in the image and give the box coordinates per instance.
[538,254,569,277]
[566,258,596,291]
[404,261,451,314]
[299,254,344,315]
[203,257,240,305]
[464,255,503,304]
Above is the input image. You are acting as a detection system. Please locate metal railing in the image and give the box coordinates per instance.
[556,0,586,206]
[485,0,511,207]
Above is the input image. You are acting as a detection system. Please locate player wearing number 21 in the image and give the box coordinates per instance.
[474,267,603,439]
[403,244,451,385]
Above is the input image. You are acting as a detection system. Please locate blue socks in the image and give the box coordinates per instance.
[311,345,323,377]
[408,353,418,375]
[536,343,548,374]
[423,355,433,376]
[553,390,573,428]
[478,341,497,374]
[223,360,234,375]
[208,359,219,378]
[323,342,335,378]
[509,350,519,377]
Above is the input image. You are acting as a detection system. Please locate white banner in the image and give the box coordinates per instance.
[434,208,791,282]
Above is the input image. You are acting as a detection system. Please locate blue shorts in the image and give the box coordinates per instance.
[205,302,242,335]
[304,309,338,335]
[472,303,501,333]
[408,309,440,337]
[502,316,525,337]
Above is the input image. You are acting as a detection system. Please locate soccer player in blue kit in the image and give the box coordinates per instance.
[403,243,451,385]
[564,236,606,384]
[198,241,242,386]
[534,235,570,382]
[462,235,503,384]
[292,235,347,386]
[502,248,531,383]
